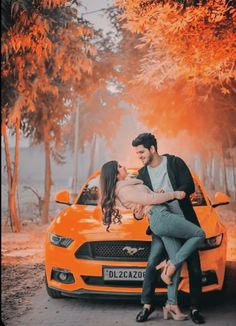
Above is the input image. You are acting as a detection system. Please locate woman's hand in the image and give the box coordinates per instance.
[174,191,186,200]
[155,188,165,193]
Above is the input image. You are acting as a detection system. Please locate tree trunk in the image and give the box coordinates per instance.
[2,117,21,232]
[213,154,221,191]
[200,155,208,187]
[208,156,215,190]
[87,134,97,177]
[42,120,52,224]
[222,145,230,196]
[231,153,236,200]
[226,132,236,200]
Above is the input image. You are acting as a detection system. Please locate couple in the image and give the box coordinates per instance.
[100,133,206,324]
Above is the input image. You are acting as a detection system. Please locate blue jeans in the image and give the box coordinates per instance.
[149,206,205,269]
[141,206,205,305]
[141,234,182,305]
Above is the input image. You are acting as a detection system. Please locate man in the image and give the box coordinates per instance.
[132,133,205,324]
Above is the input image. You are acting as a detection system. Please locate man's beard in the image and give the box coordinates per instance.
[144,152,154,166]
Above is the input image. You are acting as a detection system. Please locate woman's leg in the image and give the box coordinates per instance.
[158,236,188,320]
[149,208,205,268]
[161,236,182,305]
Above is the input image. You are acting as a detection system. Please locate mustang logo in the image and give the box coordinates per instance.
[122,246,145,256]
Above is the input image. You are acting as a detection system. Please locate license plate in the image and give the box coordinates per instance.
[103,267,145,281]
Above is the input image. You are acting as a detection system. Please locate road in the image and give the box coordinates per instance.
[6,262,236,326]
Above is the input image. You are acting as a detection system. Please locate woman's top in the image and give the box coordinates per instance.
[115,177,175,219]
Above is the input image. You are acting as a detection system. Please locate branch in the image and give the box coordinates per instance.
[23,185,42,201]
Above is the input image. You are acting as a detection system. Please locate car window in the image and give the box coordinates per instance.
[77,175,207,207]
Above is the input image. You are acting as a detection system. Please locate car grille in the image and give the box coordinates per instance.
[75,241,152,261]
[81,275,167,288]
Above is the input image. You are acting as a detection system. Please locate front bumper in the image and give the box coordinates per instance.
[45,232,227,297]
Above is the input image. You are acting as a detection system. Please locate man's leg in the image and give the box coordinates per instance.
[141,234,165,304]
[136,234,165,322]
[187,250,202,308]
[186,250,205,324]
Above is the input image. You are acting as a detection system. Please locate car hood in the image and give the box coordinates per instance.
[48,204,225,241]
[48,205,151,241]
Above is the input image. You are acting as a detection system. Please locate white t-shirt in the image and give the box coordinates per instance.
[147,156,183,214]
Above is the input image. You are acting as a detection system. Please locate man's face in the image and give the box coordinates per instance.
[134,145,154,166]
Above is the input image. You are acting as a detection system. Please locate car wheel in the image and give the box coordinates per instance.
[45,274,63,298]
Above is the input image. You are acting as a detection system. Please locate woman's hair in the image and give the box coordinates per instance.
[100,160,122,231]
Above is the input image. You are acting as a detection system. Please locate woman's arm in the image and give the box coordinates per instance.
[119,185,185,206]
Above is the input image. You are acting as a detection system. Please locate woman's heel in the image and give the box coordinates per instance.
[155,259,167,271]
[163,304,188,321]
[163,306,169,320]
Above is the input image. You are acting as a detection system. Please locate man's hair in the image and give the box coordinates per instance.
[132,133,157,151]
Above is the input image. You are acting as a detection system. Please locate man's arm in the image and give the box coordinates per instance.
[174,157,195,196]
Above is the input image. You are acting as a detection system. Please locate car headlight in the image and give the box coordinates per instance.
[49,233,74,248]
[200,233,223,250]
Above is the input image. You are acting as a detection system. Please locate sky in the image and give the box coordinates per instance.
[80,0,114,33]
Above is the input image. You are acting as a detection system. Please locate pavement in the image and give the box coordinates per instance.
[6,262,236,326]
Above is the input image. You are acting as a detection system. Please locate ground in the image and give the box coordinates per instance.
[1,223,47,323]
[1,208,236,325]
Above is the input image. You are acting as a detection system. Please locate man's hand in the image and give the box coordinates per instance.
[174,191,186,200]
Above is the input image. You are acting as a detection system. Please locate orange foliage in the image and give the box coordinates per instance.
[117,0,236,93]
[1,1,96,123]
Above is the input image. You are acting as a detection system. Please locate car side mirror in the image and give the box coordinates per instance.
[55,190,72,206]
[212,192,230,208]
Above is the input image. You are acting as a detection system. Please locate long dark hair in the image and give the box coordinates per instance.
[100,161,122,231]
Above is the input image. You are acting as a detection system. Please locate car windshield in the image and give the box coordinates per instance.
[77,175,207,207]
[77,176,100,206]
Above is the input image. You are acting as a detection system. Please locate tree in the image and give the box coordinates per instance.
[1,0,57,231]
[117,0,236,93]
[112,2,236,193]
[1,0,96,228]
[115,2,236,143]
[61,19,131,176]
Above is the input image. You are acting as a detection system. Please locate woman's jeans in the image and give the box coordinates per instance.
[144,206,205,304]
[149,206,205,269]
[141,234,183,305]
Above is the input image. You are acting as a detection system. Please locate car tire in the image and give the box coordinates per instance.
[45,274,63,298]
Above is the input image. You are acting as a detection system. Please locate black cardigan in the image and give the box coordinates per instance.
[137,154,200,227]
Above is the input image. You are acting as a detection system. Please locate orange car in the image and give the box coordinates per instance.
[44,169,229,299]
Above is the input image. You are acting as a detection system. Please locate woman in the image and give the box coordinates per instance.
[100,161,205,321]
